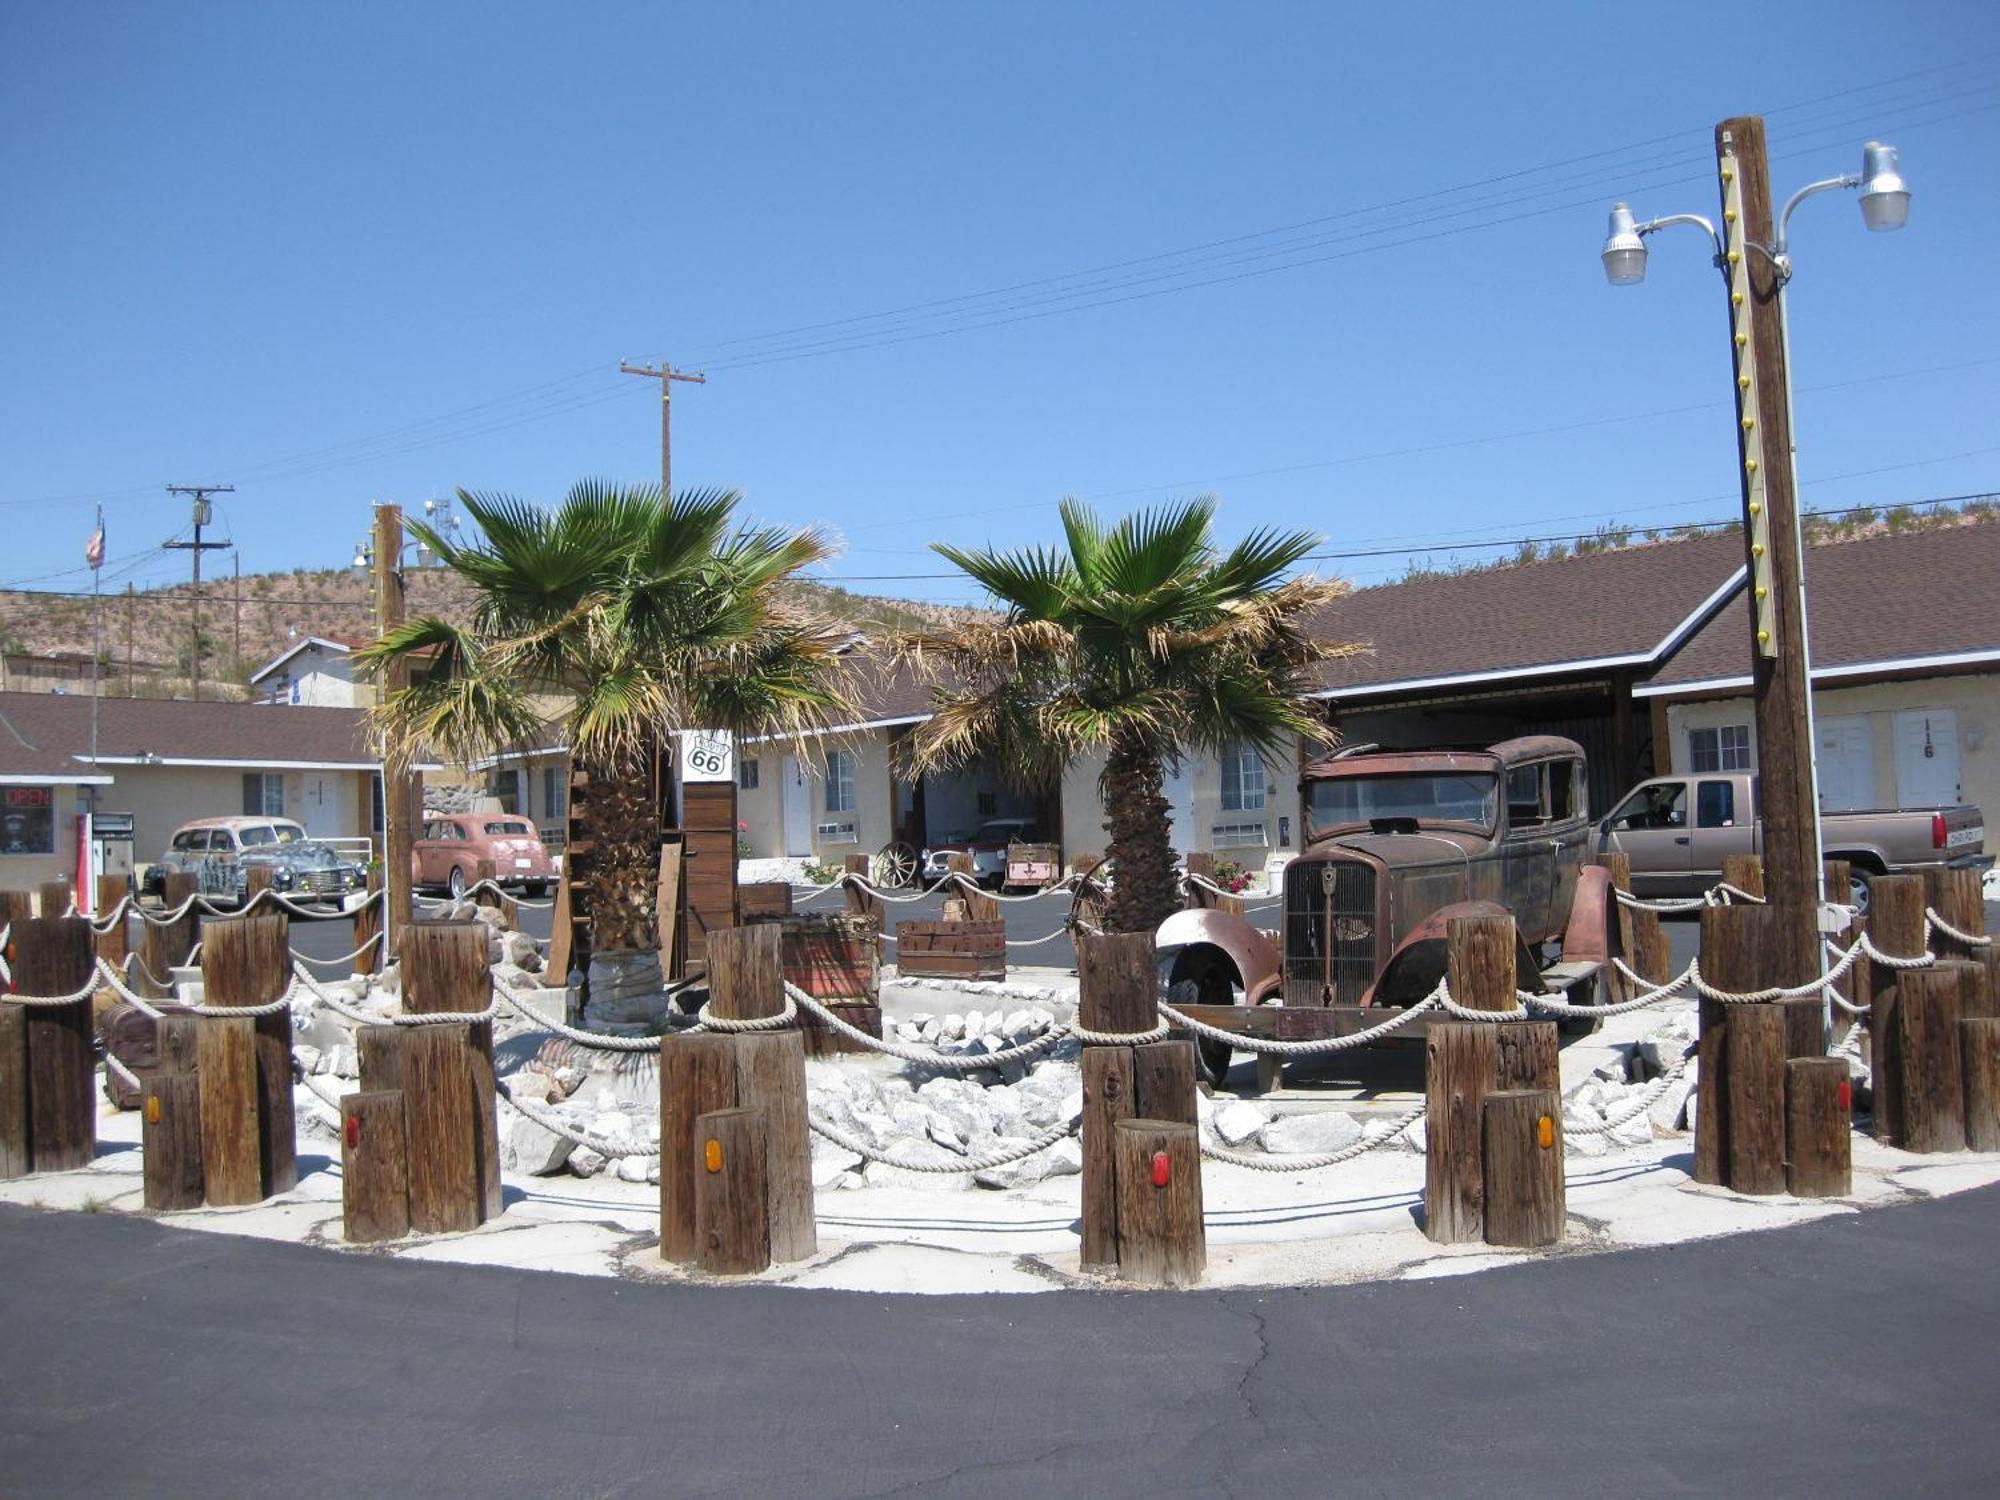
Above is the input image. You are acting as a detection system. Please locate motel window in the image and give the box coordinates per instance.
[542,766,567,820]
[242,773,284,817]
[490,769,521,815]
[1220,742,1266,813]
[1688,724,1753,774]
[825,750,856,814]
[738,758,761,791]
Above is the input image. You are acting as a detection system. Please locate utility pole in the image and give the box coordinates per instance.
[124,583,136,696]
[163,483,234,702]
[1715,116,1820,989]
[373,502,416,952]
[232,553,243,676]
[619,358,706,496]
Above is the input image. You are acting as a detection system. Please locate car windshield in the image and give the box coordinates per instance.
[484,821,534,836]
[238,824,278,847]
[1306,773,1498,837]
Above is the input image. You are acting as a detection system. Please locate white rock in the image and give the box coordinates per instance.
[1001,1008,1036,1038]
[1042,1137,1083,1176]
[614,1154,651,1184]
[919,1019,942,1043]
[502,1114,576,1176]
[324,1044,359,1080]
[974,1142,1054,1190]
[1214,1101,1269,1146]
[962,1010,985,1037]
[895,1021,923,1043]
[293,1043,322,1076]
[926,1116,967,1153]
[568,1146,607,1178]
[1258,1111,1364,1156]
[811,1142,863,1188]
[588,1111,633,1143]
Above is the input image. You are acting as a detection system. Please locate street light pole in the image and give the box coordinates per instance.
[1715,114,1820,992]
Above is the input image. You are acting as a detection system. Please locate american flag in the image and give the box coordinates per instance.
[85,522,104,569]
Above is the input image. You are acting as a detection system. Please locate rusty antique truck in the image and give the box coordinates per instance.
[1157,736,1615,1089]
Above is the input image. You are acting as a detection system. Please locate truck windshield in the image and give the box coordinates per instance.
[1306,773,1498,837]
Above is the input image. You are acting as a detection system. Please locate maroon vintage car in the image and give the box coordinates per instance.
[412,813,556,899]
[1157,736,1614,1086]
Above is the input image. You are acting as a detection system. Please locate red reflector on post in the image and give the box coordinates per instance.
[344,1118,359,1150]
[1151,1151,1171,1188]
[1837,1079,1853,1113]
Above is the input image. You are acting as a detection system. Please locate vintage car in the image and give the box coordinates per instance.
[920,818,1045,888]
[412,813,556,898]
[143,817,369,905]
[1156,736,1614,1084]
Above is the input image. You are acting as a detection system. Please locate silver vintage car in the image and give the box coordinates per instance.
[143,816,368,905]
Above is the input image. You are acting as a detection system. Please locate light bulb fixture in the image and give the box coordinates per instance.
[1857,141,1909,232]
[1601,202,1647,285]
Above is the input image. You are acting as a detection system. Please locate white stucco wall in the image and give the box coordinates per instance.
[1661,672,1999,819]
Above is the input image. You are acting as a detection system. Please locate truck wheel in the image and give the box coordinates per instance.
[1162,951,1238,1085]
[1846,868,1874,916]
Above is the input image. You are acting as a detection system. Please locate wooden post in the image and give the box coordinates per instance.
[841,853,876,927]
[1866,874,1927,1145]
[1496,1024,1559,1091]
[1449,912,1557,1090]
[1719,853,1764,899]
[400,921,500,1221]
[37,879,73,918]
[1598,852,1668,986]
[1725,1003,1787,1195]
[1481,1088,1564,1248]
[1424,1023,1498,1242]
[141,1072,205,1211]
[94,873,131,983]
[341,1089,410,1243]
[1784,1057,1851,1198]
[706,924,785,1021]
[1896,967,1966,1154]
[12,916,97,1174]
[402,1025,480,1232]
[694,1106,770,1276]
[734,1032,815,1263]
[1923,867,1985,961]
[1961,1017,2000,1153]
[375,502,416,957]
[140,872,201,1001]
[1131,1040,1198,1125]
[1695,903,1773,1185]
[1597,853,1636,1003]
[659,1034,738,1262]
[654,843,683,983]
[201,913,297,1197]
[1111,1119,1204,1286]
[1,1003,31,1179]
[1077,930,1154,1269]
[353,868,384,977]
[243,865,274,906]
[195,1015,261,1205]
[1944,959,1992,1022]
[547,866,575,987]
[946,851,999,922]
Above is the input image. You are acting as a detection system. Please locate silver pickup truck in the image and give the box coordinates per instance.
[1597,772,1989,912]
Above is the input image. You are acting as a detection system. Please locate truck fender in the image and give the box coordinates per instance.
[1155,908,1282,1004]
[1559,864,1615,967]
[1370,899,1541,1005]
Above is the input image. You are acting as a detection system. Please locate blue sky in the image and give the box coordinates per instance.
[3,1,1996,609]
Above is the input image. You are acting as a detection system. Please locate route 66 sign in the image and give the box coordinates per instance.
[678,729,734,783]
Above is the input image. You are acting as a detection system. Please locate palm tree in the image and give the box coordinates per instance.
[358,480,851,959]
[899,497,1361,933]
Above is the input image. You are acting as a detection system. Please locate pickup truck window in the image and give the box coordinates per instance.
[1696,781,1736,828]
[1307,772,1498,838]
[1550,760,1581,822]
[1610,781,1687,831]
[1507,766,1544,827]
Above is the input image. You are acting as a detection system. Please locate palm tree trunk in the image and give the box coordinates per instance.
[1100,732,1182,934]
[576,743,661,954]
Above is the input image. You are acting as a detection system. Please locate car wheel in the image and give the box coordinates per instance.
[448,866,466,900]
[1162,951,1239,1085]
[1847,868,1874,917]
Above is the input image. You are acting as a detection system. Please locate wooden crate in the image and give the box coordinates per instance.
[896,919,1006,981]
[739,881,793,920]
[747,913,880,1002]
[798,1001,885,1057]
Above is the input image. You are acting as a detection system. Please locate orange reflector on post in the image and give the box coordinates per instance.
[1151,1150,1171,1188]
[344,1118,359,1150]
[704,1139,724,1173]
[145,1096,160,1125]
[1536,1115,1556,1150]
[1837,1079,1852,1113]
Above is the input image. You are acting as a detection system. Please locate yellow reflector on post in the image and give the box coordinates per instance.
[704,1139,723,1173]
[145,1096,160,1126]
[1537,1115,1556,1150]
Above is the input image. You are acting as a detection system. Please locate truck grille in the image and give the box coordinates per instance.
[1282,859,1375,1008]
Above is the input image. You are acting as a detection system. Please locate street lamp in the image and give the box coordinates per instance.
[1597,122,1910,1010]
[1601,139,1906,288]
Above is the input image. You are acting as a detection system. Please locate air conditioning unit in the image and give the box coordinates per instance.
[1211,822,1270,850]
[815,821,859,845]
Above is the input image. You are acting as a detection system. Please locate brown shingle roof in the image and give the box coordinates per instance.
[1304,531,1747,697]
[1639,519,2000,695]
[0,692,380,779]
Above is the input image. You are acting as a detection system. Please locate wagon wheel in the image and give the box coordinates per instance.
[1068,861,1111,937]
[872,842,918,891]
